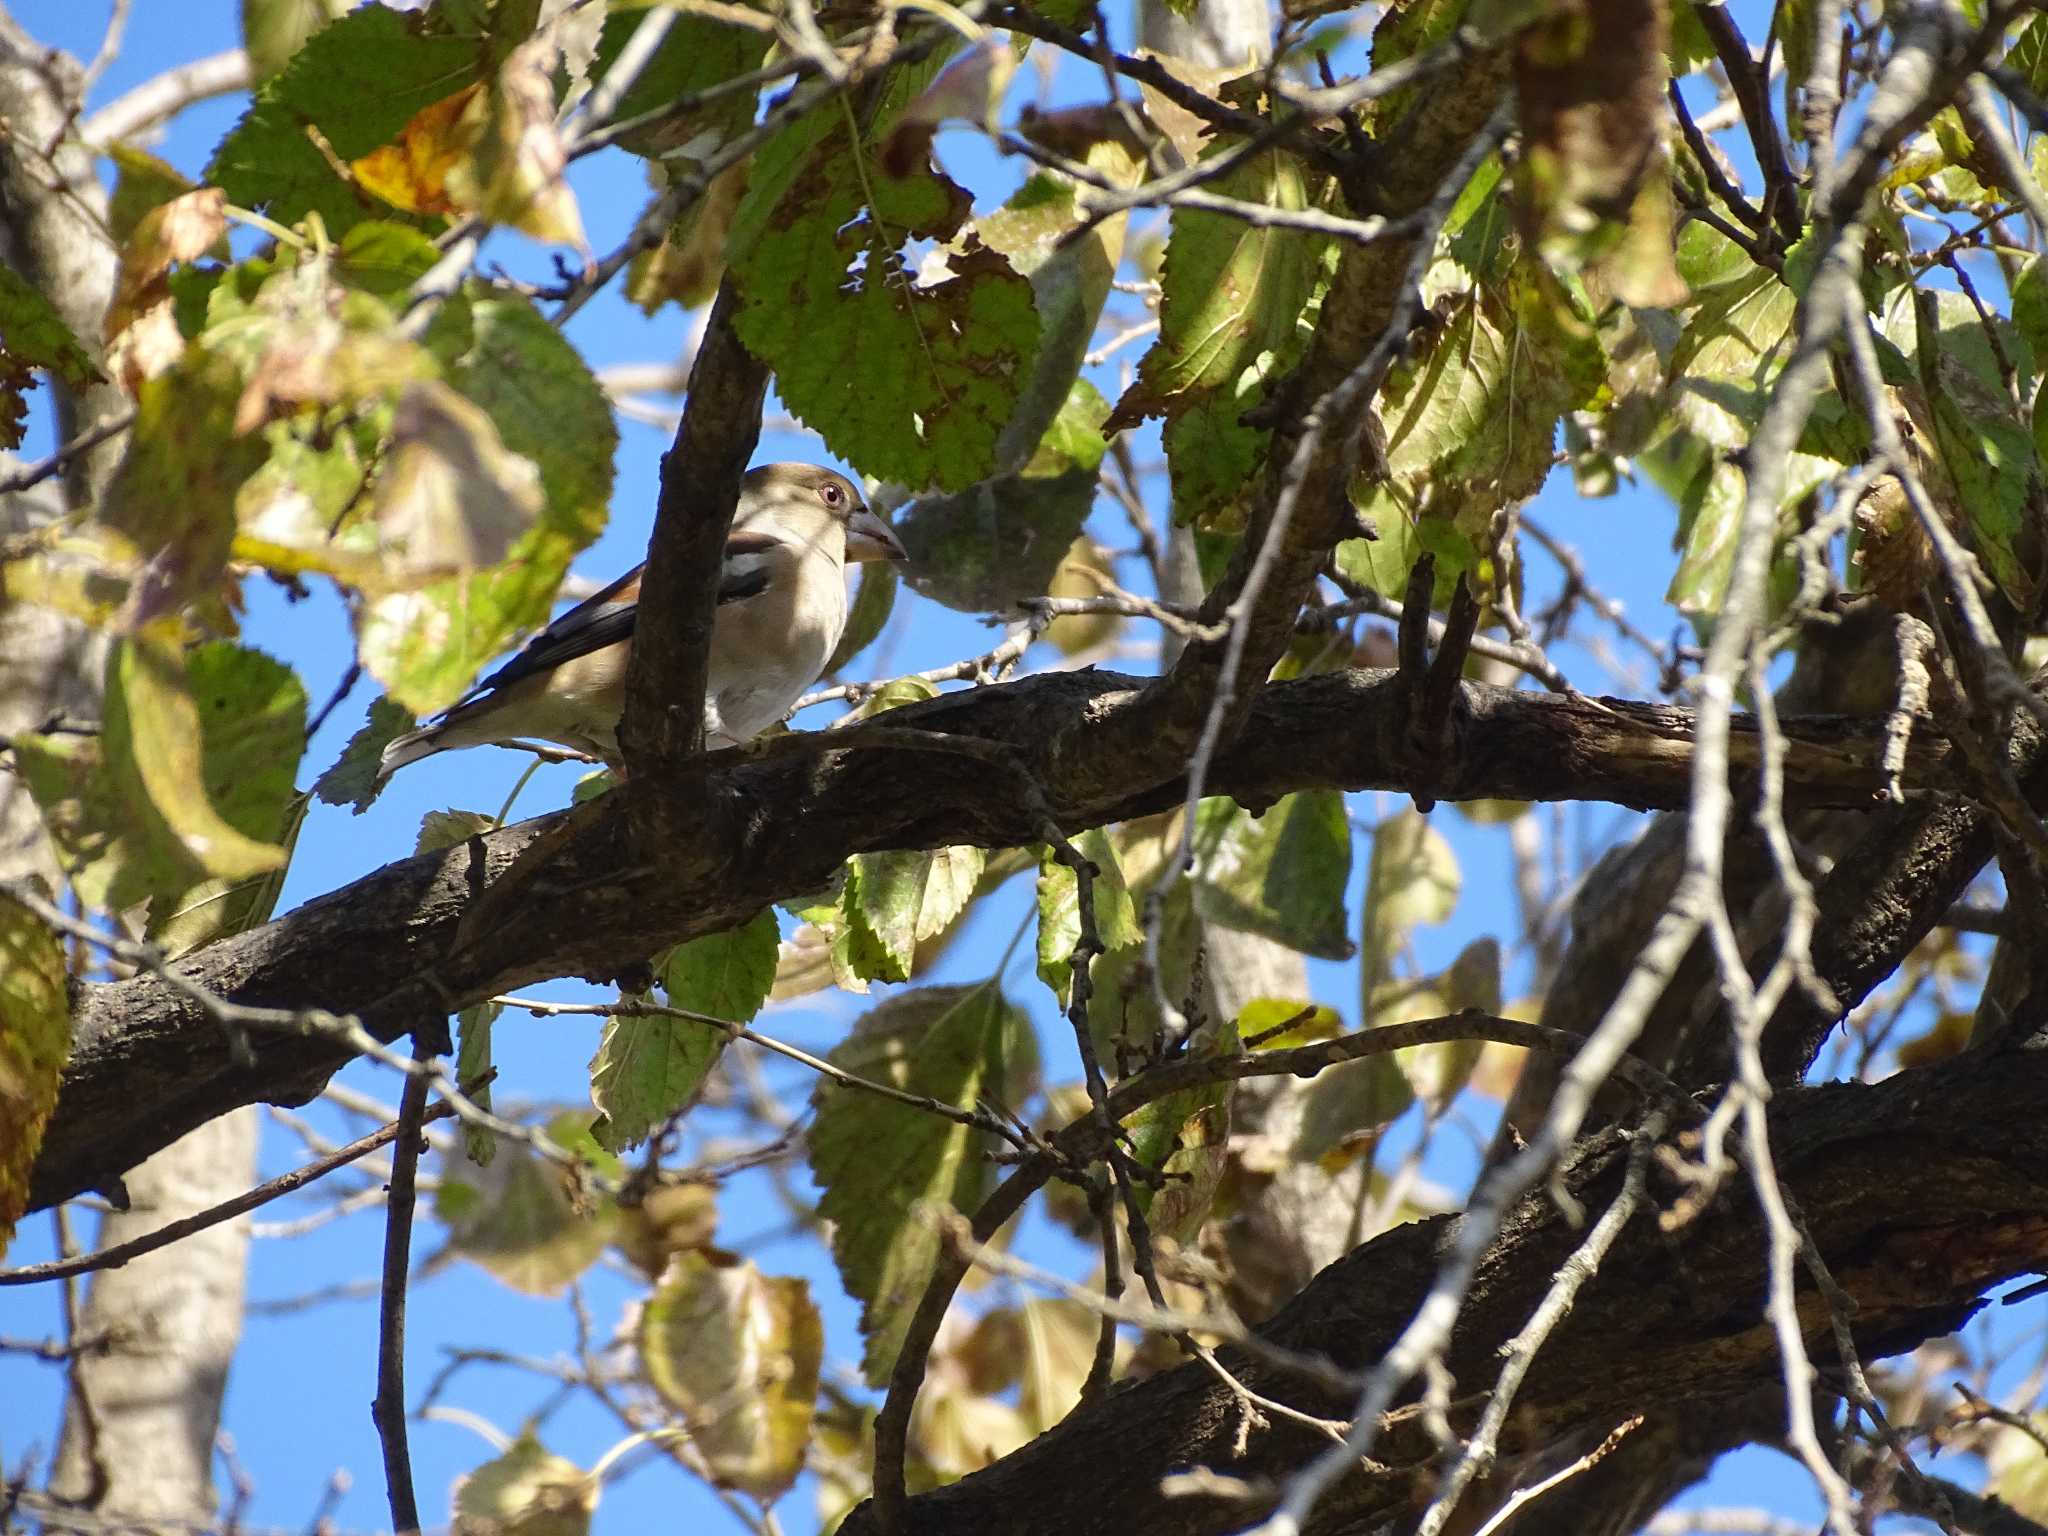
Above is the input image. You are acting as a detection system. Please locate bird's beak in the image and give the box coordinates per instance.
[845,506,908,564]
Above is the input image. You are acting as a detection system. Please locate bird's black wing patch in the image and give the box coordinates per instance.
[717,528,784,606]
[718,567,772,604]
[468,562,645,700]
[458,529,790,710]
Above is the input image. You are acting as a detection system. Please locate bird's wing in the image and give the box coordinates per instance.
[462,532,785,704]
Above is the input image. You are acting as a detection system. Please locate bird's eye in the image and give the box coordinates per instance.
[820,483,844,508]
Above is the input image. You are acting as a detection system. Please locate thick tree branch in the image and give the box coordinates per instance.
[617,276,769,777]
[839,1044,2048,1536]
[30,670,1965,1209]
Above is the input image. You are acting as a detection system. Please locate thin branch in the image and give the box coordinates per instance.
[370,1046,432,1536]
[0,1103,456,1287]
[491,994,1034,1147]
[77,49,250,146]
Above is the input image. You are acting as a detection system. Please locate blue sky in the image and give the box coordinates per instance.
[3,1,2025,1532]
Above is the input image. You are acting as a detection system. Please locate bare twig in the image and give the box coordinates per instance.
[0,1104,456,1288]
[370,1044,432,1536]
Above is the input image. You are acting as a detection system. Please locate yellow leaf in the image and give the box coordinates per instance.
[353,85,481,216]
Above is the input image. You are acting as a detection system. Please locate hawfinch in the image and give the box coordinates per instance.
[376,463,905,780]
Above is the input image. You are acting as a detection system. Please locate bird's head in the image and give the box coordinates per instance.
[741,463,906,564]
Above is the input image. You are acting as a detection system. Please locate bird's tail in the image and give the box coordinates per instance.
[377,725,447,783]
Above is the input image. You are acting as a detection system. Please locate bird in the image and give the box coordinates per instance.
[376,462,906,781]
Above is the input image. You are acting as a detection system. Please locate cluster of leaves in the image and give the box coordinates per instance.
[8,0,2048,1527]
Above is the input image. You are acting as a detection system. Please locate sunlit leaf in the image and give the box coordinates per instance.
[1988,1412,2048,1521]
[436,1110,619,1295]
[0,892,69,1250]
[588,1006,720,1155]
[351,88,478,218]
[729,56,1039,490]
[1237,997,1342,1049]
[1108,145,1337,528]
[374,380,545,578]
[844,846,986,984]
[357,295,614,714]
[1035,827,1142,1006]
[1381,936,1501,1107]
[978,115,1142,473]
[17,639,302,931]
[638,1253,823,1500]
[241,0,340,83]
[452,1429,596,1536]
[211,2,490,237]
[446,37,586,247]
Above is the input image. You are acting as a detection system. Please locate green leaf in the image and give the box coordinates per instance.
[1086,870,1202,1064]
[1192,792,1355,960]
[1111,146,1337,528]
[1237,997,1342,1049]
[152,790,308,962]
[17,639,303,930]
[100,352,272,622]
[2011,14,2048,97]
[1361,808,1460,991]
[0,260,102,387]
[1291,1048,1415,1166]
[314,696,416,814]
[418,809,496,852]
[1911,291,2041,607]
[1034,828,1142,1006]
[358,294,614,713]
[1989,1413,2048,1523]
[729,60,1040,490]
[452,1429,596,1536]
[638,1254,823,1501]
[1122,1026,1236,1244]
[436,1110,618,1295]
[589,1009,723,1156]
[1371,0,1473,124]
[590,913,778,1153]
[1379,936,1501,1107]
[662,909,780,1026]
[977,132,1142,474]
[209,2,487,236]
[456,1000,498,1167]
[810,986,1026,1382]
[333,220,444,297]
[0,893,70,1250]
[844,846,986,983]
[898,462,1101,614]
[1352,261,1606,596]
[587,8,770,159]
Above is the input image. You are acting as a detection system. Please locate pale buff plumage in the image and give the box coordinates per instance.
[376,464,904,780]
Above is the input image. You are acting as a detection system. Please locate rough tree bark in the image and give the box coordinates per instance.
[837,1042,2048,1536]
